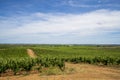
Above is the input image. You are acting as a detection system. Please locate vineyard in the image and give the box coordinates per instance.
[0,44,120,76]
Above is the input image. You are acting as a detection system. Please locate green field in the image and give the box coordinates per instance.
[32,45,120,58]
[0,44,120,75]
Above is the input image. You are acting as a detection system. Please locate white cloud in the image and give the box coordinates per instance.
[66,0,120,8]
[0,9,120,38]
[67,0,99,8]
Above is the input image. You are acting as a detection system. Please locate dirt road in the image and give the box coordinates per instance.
[27,49,37,58]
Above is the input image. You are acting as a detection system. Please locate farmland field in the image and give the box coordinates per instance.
[0,44,120,80]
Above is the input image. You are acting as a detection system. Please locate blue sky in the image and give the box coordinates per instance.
[0,0,120,44]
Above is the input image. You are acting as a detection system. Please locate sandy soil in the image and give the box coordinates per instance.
[27,49,37,58]
[0,63,120,80]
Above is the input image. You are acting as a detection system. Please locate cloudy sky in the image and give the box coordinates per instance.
[0,0,120,44]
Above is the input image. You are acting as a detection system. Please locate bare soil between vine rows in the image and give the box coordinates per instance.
[0,63,120,80]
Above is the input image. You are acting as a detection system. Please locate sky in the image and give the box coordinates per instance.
[0,0,120,44]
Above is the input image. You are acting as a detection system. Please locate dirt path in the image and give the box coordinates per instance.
[0,63,120,80]
[27,49,37,58]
